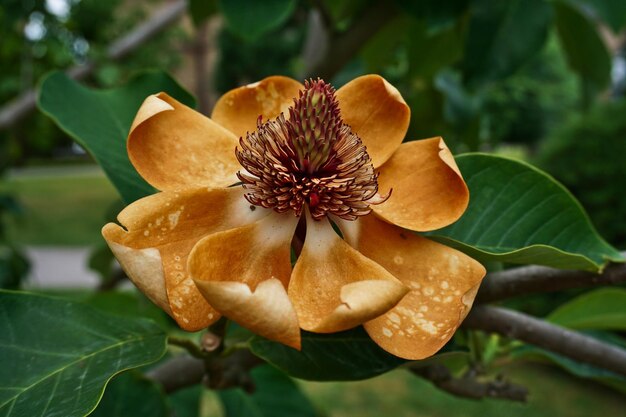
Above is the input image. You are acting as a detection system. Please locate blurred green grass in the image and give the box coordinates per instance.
[1,166,118,246]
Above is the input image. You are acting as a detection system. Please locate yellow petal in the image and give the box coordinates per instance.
[189,213,301,349]
[211,76,304,138]
[340,214,486,360]
[128,93,241,191]
[336,75,410,168]
[373,137,469,231]
[102,186,267,331]
[289,213,408,333]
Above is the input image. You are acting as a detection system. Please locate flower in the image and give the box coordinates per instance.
[102,75,486,360]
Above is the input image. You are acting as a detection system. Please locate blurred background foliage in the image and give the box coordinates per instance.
[1,0,626,414]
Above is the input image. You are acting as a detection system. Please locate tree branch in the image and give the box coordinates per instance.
[476,253,626,303]
[0,0,187,130]
[464,305,626,377]
[410,364,528,402]
[302,0,397,80]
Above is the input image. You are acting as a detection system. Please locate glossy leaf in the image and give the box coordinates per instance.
[217,365,317,417]
[0,291,166,417]
[218,0,297,41]
[38,71,195,204]
[462,0,552,86]
[554,0,612,89]
[547,288,626,331]
[250,327,406,381]
[90,372,168,417]
[431,154,623,271]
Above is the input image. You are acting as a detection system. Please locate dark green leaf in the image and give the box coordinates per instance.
[218,0,297,41]
[431,154,623,271]
[90,372,169,417]
[250,327,406,381]
[395,0,468,29]
[188,0,218,26]
[571,0,626,33]
[554,0,612,89]
[547,288,626,330]
[83,291,172,330]
[217,365,317,417]
[463,0,552,86]
[0,290,166,417]
[0,246,29,290]
[38,71,195,204]
[168,385,202,417]
[87,244,114,282]
[408,21,464,79]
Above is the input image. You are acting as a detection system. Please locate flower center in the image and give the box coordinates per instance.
[236,79,384,221]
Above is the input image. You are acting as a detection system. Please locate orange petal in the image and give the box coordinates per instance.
[373,137,469,232]
[102,186,268,331]
[340,214,486,360]
[211,76,304,138]
[289,213,409,333]
[336,75,410,168]
[189,213,301,349]
[128,93,241,191]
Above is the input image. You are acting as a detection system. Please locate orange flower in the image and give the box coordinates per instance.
[102,75,485,360]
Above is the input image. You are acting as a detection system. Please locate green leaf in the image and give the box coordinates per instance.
[395,0,468,29]
[430,154,623,271]
[168,385,202,417]
[38,71,195,204]
[250,327,406,381]
[188,0,218,26]
[83,291,172,330]
[0,290,166,417]
[89,372,169,417]
[572,0,626,32]
[547,288,626,330]
[462,0,552,86]
[554,0,612,89]
[217,365,317,417]
[218,0,297,41]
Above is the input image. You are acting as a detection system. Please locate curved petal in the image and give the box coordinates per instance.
[339,215,486,360]
[211,76,304,138]
[128,93,240,191]
[374,137,469,232]
[289,213,409,333]
[189,213,301,349]
[336,75,410,168]
[102,186,268,331]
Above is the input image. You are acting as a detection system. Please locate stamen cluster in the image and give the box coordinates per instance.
[236,79,384,221]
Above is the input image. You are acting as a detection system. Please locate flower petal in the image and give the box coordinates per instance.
[373,137,469,231]
[340,214,486,360]
[336,75,410,168]
[189,213,301,349]
[211,76,304,138]
[102,187,267,331]
[128,93,240,190]
[289,213,409,333]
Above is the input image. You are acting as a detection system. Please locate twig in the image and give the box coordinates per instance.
[0,0,187,130]
[410,363,528,402]
[147,349,263,394]
[96,267,127,291]
[301,0,397,80]
[464,305,626,377]
[476,252,626,303]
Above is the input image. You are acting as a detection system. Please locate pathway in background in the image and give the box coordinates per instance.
[25,246,101,289]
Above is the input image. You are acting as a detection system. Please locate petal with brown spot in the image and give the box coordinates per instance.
[211,76,304,138]
[289,213,408,333]
[102,186,268,331]
[340,214,486,360]
[336,75,410,168]
[128,93,241,191]
[373,137,469,232]
[189,213,301,349]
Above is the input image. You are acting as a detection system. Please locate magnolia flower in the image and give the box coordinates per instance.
[103,75,485,360]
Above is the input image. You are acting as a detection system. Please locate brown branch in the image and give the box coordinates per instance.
[0,0,187,131]
[464,305,626,377]
[146,349,263,394]
[410,364,528,402]
[476,252,626,303]
[302,0,397,80]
